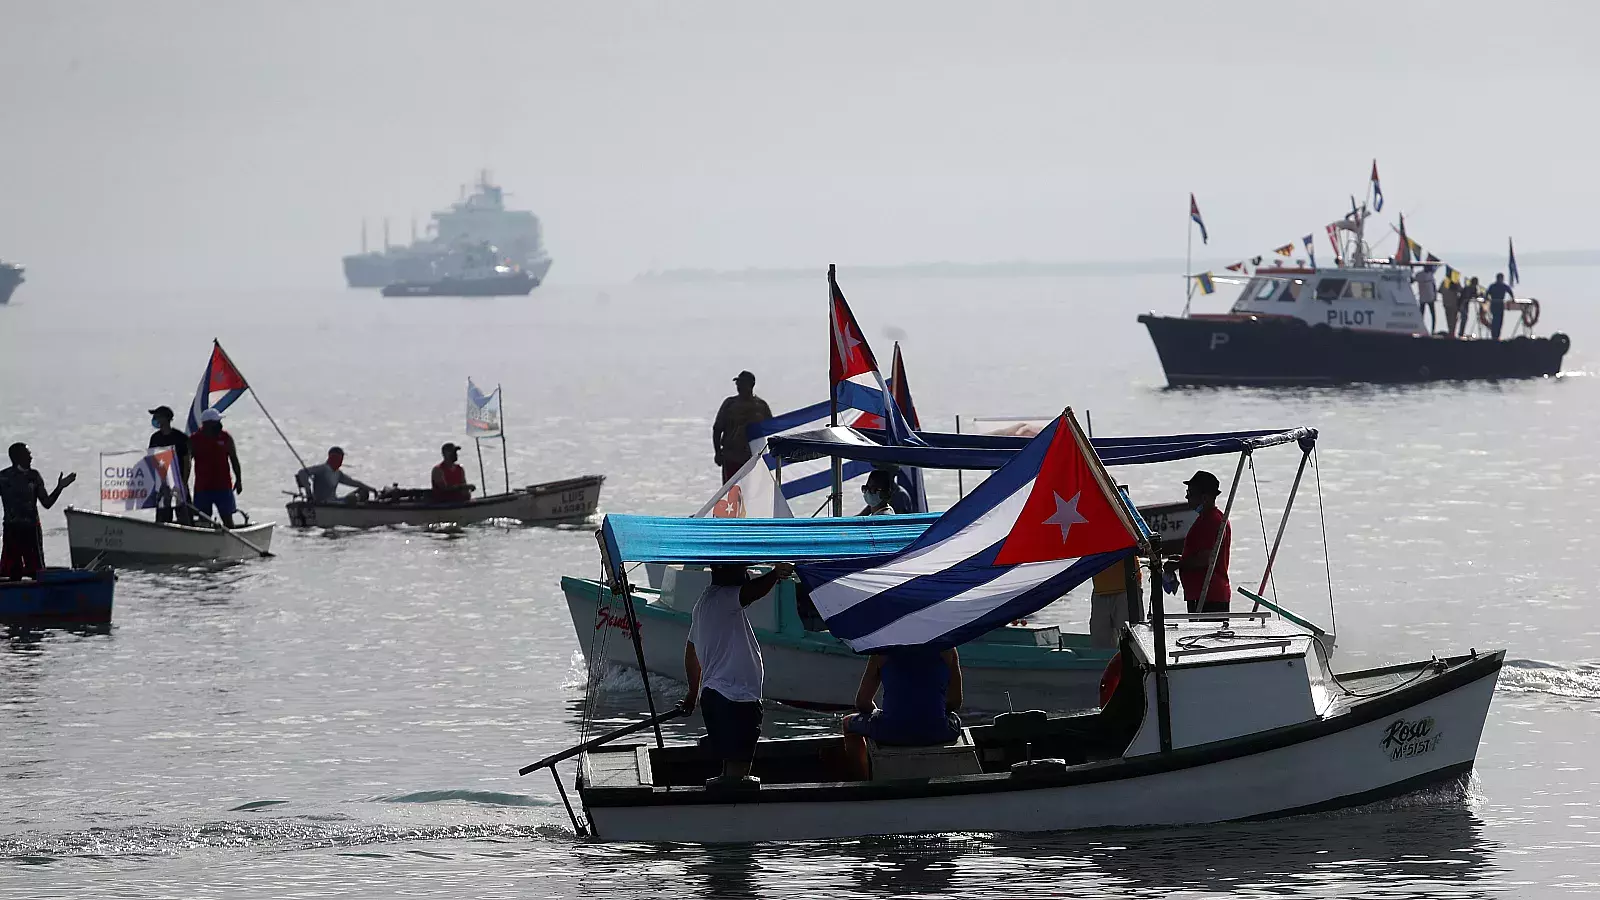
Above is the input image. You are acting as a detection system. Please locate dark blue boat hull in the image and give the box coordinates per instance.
[1139,314,1571,386]
[0,567,116,628]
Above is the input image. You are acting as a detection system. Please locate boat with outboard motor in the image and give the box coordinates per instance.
[1140,190,1570,385]
[526,409,1500,843]
[287,475,603,528]
[563,424,1319,711]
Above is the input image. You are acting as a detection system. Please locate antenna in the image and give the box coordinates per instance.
[382,218,390,249]
[360,219,367,254]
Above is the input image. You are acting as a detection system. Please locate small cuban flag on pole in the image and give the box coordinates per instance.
[1189,193,1208,244]
[1508,237,1520,286]
[1370,160,1384,213]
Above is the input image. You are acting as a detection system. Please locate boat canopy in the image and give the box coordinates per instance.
[600,513,941,583]
[766,426,1318,471]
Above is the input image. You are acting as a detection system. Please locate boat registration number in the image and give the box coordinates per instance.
[1380,716,1441,761]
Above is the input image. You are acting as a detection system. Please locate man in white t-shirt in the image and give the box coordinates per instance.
[679,561,795,786]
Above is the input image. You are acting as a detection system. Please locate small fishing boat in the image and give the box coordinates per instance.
[64,507,275,566]
[525,410,1500,843]
[565,425,1308,711]
[286,475,604,528]
[0,567,116,628]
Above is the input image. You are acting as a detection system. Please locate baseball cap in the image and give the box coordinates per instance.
[733,370,756,383]
[441,442,461,453]
[148,405,175,419]
[200,408,222,423]
[1184,470,1221,493]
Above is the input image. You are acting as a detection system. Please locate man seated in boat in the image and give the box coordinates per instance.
[857,468,914,516]
[678,562,795,787]
[841,647,965,778]
[0,442,75,580]
[296,447,377,504]
[1164,470,1232,613]
[430,443,476,503]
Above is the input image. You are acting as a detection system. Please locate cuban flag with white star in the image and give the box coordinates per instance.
[798,408,1143,652]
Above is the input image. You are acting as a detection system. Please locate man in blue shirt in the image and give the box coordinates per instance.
[1485,273,1515,340]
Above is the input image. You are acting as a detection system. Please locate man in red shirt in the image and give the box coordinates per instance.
[430,443,475,503]
[1167,470,1231,613]
[190,408,244,527]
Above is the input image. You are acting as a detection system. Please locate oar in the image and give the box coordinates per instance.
[519,707,687,776]
[182,502,274,558]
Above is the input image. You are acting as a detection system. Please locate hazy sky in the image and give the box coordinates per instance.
[2,1,1595,288]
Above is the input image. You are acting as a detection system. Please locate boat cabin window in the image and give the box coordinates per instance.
[1250,280,1279,302]
[1314,278,1346,301]
[1343,281,1377,300]
[1281,280,1303,301]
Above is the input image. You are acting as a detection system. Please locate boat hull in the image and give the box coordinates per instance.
[0,264,22,304]
[65,507,275,566]
[563,575,1109,711]
[380,271,539,297]
[581,651,1501,842]
[1139,313,1571,385]
[287,475,603,528]
[0,567,116,628]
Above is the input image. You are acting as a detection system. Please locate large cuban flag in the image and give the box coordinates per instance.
[186,341,251,434]
[797,409,1144,652]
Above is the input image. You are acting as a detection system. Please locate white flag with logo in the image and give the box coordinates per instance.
[694,447,793,519]
[100,447,187,511]
[466,378,503,438]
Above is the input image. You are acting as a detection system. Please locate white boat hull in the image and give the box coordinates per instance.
[287,475,603,528]
[65,507,275,566]
[583,657,1499,842]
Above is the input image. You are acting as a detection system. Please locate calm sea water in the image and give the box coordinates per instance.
[2,270,1598,898]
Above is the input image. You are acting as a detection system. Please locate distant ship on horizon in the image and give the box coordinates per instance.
[0,260,24,304]
[342,172,552,290]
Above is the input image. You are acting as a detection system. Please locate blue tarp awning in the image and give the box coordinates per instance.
[601,513,941,582]
[767,427,1317,470]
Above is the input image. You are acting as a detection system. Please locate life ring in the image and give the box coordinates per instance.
[1522,299,1541,328]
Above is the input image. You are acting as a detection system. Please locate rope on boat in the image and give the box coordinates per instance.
[1247,455,1279,604]
[1312,447,1338,640]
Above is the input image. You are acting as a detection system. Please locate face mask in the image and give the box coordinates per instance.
[151,417,162,429]
[863,491,883,506]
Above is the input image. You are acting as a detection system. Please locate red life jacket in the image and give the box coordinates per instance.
[432,462,467,502]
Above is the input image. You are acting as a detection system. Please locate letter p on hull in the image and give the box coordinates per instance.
[1209,332,1230,351]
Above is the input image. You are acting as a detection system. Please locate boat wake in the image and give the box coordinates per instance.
[1499,658,1600,703]
[373,789,553,808]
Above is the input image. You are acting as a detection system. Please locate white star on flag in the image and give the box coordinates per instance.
[1042,491,1087,543]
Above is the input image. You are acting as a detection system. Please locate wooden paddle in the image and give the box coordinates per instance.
[183,502,274,558]
[519,707,688,775]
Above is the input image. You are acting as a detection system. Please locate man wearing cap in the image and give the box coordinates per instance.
[1166,470,1232,613]
[191,408,243,527]
[430,442,475,503]
[679,562,794,787]
[297,447,377,503]
[0,442,75,580]
[712,371,773,483]
[147,405,193,525]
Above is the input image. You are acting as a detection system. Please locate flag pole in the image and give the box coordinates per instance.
[1182,202,1195,317]
[827,264,844,518]
[498,385,510,494]
[474,438,488,495]
[215,340,310,474]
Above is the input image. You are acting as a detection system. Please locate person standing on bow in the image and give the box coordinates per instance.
[147,405,192,525]
[1165,470,1232,613]
[430,442,475,503]
[1439,277,1463,338]
[1486,273,1515,341]
[679,562,794,787]
[712,371,773,484]
[190,409,243,528]
[1414,264,1438,333]
[0,442,75,580]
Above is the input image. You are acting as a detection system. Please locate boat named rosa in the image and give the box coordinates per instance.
[1140,194,1570,385]
[287,475,604,529]
[65,507,275,566]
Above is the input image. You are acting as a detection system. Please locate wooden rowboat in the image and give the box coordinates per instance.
[286,474,604,528]
[0,567,116,628]
[65,507,275,566]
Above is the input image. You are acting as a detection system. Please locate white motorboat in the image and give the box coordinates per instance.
[286,475,603,528]
[65,507,275,566]
[525,410,1499,843]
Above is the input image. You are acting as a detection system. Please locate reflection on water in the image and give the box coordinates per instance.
[2,274,1599,896]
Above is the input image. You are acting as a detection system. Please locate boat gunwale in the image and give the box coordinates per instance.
[287,475,603,515]
[64,506,278,537]
[578,648,1503,808]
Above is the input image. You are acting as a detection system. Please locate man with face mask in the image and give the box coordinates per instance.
[1164,470,1232,613]
[857,468,913,516]
[147,405,193,525]
[190,408,243,527]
